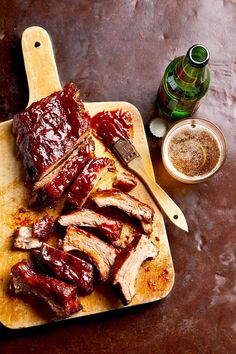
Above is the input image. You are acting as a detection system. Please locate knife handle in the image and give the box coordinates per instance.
[128,157,188,232]
[22,26,62,107]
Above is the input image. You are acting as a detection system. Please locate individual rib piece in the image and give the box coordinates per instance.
[64,158,115,210]
[32,244,94,294]
[13,216,55,250]
[32,216,55,241]
[112,172,137,192]
[12,83,90,183]
[91,109,133,145]
[9,260,82,318]
[62,226,117,281]
[13,226,42,250]
[111,234,158,305]
[58,209,122,246]
[91,189,154,223]
[140,222,153,235]
[30,137,95,207]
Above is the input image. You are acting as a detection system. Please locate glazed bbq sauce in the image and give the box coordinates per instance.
[32,244,94,294]
[65,157,113,210]
[10,260,82,316]
[40,138,95,207]
[32,215,55,241]
[167,126,220,177]
[90,110,133,146]
[13,83,90,183]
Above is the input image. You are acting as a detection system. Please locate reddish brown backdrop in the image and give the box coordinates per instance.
[0,1,236,353]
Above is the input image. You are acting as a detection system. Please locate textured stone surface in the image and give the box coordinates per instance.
[0,0,236,353]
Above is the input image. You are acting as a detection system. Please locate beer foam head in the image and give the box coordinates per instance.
[162,119,226,183]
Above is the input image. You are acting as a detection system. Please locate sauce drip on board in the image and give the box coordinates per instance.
[91,110,133,145]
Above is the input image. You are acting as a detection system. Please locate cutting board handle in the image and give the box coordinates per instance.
[22,26,62,107]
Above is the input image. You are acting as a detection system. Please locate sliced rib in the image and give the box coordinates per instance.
[91,189,154,224]
[13,226,42,250]
[30,137,95,207]
[13,216,55,250]
[112,234,158,305]
[61,226,117,281]
[65,158,115,210]
[58,209,122,245]
[32,215,55,241]
[9,260,82,318]
[112,172,137,192]
[32,243,94,294]
[12,83,90,183]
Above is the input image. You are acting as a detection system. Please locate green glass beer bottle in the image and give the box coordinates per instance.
[156,44,210,121]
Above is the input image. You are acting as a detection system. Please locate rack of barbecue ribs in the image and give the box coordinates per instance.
[9,84,161,320]
[13,83,90,184]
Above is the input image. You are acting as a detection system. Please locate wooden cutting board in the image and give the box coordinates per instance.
[0,27,174,329]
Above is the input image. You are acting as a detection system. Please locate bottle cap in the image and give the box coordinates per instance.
[149,118,169,138]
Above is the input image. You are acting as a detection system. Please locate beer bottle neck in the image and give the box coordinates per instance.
[186,44,209,68]
[175,45,209,84]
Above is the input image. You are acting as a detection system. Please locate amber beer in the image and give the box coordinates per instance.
[162,119,226,183]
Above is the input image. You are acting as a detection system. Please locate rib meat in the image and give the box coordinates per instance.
[9,260,82,318]
[91,189,154,224]
[112,234,158,305]
[61,226,117,281]
[65,158,115,210]
[32,244,94,294]
[32,216,55,241]
[12,83,90,183]
[30,137,95,207]
[140,222,153,235]
[58,209,122,245]
[112,172,137,192]
[13,226,42,250]
[13,216,55,250]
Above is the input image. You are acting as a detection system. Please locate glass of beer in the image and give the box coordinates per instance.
[161,118,226,183]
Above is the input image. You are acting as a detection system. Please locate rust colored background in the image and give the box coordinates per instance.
[0,1,235,353]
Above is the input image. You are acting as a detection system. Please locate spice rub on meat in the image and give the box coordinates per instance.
[12,83,90,184]
[30,137,95,207]
[111,234,158,305]
[58,209,122,246]
[9,260,82,318]
[61,226,118,282]
[64,158,115,210]
[32,244,94,294]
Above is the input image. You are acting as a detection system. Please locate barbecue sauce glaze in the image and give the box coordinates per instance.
[90,110,133,145]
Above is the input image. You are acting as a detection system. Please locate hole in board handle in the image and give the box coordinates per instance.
[173,214,179,220]
[34,41,41,48]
